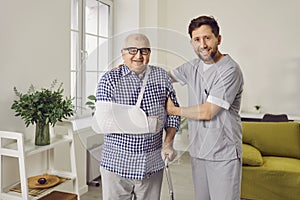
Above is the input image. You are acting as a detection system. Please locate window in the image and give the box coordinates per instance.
[71,0,112,116]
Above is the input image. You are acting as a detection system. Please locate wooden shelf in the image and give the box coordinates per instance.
[3,176,73,200]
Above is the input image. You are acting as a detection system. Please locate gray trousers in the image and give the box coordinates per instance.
[100,167,163,200]
[191,157,242,200]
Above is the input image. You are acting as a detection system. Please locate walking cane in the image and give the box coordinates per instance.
[165,157,175,200]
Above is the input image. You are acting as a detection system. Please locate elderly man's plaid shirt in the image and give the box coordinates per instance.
[96,65,180,180]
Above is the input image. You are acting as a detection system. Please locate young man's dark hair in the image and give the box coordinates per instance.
[188,16,220,38]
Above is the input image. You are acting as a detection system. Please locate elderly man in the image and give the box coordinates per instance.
[96,33,180,200]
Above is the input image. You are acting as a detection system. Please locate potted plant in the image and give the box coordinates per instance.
[11,79,75,146]
[85,94,97,115]
[254,105,262,113]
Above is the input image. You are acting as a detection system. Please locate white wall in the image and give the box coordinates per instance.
[139,0,300,115]
[0,0,71,133]
[0,0,87,194]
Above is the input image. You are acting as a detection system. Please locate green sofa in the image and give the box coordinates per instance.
[241,122,300,200]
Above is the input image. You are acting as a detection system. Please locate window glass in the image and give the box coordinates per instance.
[85,35,98,71]
[99,3,109,37]
[86,72,98,97]
[71,0,78,30]
[71,0,112,114]
[71,31,78,71]
[85,0,98,35]
[71,71,78,106]
[98,37,109,71]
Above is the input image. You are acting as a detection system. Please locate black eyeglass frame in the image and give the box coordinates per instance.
[122,47,151,55]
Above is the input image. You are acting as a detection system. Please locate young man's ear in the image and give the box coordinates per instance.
[218,35,222,45]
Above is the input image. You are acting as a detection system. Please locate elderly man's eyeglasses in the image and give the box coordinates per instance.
[123,47,151,55]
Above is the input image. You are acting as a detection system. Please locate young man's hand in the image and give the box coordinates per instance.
[166,97,180,116]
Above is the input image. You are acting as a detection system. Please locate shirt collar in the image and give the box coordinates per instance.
[120,64,148,79]
[120,64,131,77]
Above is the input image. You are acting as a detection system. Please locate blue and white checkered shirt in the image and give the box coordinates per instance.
[96,64,180,180]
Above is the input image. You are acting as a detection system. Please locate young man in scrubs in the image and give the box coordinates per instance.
[96,33,180,200]
[167,16,244,200]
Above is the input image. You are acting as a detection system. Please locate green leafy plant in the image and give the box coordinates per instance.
[11,79,75,127]
[254,105,261,111]
[85,95,97,111]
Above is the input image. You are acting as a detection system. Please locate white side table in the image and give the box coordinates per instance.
[0,127,79,200]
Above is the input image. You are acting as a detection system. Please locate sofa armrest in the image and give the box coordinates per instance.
[242,143,263,166]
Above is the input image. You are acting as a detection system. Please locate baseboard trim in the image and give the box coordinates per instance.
[79,184,89,196]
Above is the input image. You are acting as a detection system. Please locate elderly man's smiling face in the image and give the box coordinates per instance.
[122,34,151,76]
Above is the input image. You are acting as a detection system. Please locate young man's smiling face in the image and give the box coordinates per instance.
[122,34,151,75]
[190,25,222,64]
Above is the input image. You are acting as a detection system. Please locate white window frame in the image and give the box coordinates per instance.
[71,0,113,116]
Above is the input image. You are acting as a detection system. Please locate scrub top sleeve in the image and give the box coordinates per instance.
[171,59,200,85]
[170,62,191,86]
[207,66,243,110]
[170,70,186,85]
[207,95,230,110]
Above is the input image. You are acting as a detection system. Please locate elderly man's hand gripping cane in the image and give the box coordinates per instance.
[161,142,177,162]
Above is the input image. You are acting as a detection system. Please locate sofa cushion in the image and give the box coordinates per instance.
[242,122,300,159]
[262,156,300,172]
[242,144,263,166]
[241,156,300,200]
